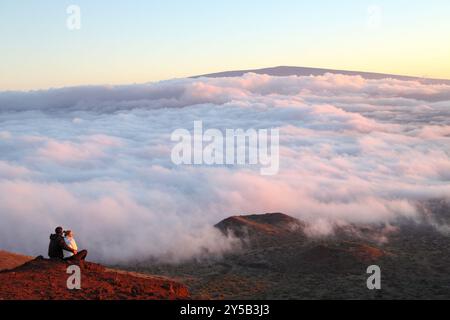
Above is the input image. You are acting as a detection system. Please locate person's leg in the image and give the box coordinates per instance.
[76,250,88,261]
[64,250,88,262]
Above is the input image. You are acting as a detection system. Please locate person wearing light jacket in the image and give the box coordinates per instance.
[63,230,78,258]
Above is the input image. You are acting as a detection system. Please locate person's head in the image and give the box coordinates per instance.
[55,226,63,235]
[64,230,73,238]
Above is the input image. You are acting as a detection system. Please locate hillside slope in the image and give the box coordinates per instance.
[0,250,33,271]
[0,255,189,300]
[215,212,305,237]
[131,212,450,299]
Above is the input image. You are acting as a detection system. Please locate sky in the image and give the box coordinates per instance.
[1,0,450,90]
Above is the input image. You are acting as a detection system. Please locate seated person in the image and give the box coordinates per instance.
[48,226,87,261]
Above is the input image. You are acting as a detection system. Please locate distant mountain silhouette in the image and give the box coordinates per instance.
[193,66,450,85]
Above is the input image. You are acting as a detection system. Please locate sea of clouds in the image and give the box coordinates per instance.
[1,73,450,263]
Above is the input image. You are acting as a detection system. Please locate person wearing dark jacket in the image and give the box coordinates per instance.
[48,226,88,261]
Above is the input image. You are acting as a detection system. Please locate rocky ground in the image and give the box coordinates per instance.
[0,255,190,300]
[0,250,33,271]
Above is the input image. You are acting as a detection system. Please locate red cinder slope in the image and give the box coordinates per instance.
[0,250,33,271]
[0,255,190,300]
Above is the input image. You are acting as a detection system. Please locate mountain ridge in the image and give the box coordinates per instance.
[215,212,306,237]
[192,66,450,85]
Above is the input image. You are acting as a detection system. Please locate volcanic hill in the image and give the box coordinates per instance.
[129,211,450,299]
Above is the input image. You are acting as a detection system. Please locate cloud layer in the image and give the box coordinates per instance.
[1,73,450,262]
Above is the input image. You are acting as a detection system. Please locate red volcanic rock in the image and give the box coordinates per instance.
[215,213,305,237]
[349,244,386,262]
[0,255,190,300]
[0,250,33,271]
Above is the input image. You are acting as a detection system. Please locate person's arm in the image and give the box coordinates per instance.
[59,238,76,253]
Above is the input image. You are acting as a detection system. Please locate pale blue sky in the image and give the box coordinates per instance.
[1,0,449,90]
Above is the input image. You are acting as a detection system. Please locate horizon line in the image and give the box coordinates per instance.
[2,65,450,93]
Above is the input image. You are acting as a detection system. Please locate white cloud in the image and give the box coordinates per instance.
[0,73,449,262]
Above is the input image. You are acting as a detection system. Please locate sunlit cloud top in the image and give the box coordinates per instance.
[1,73,450,261]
